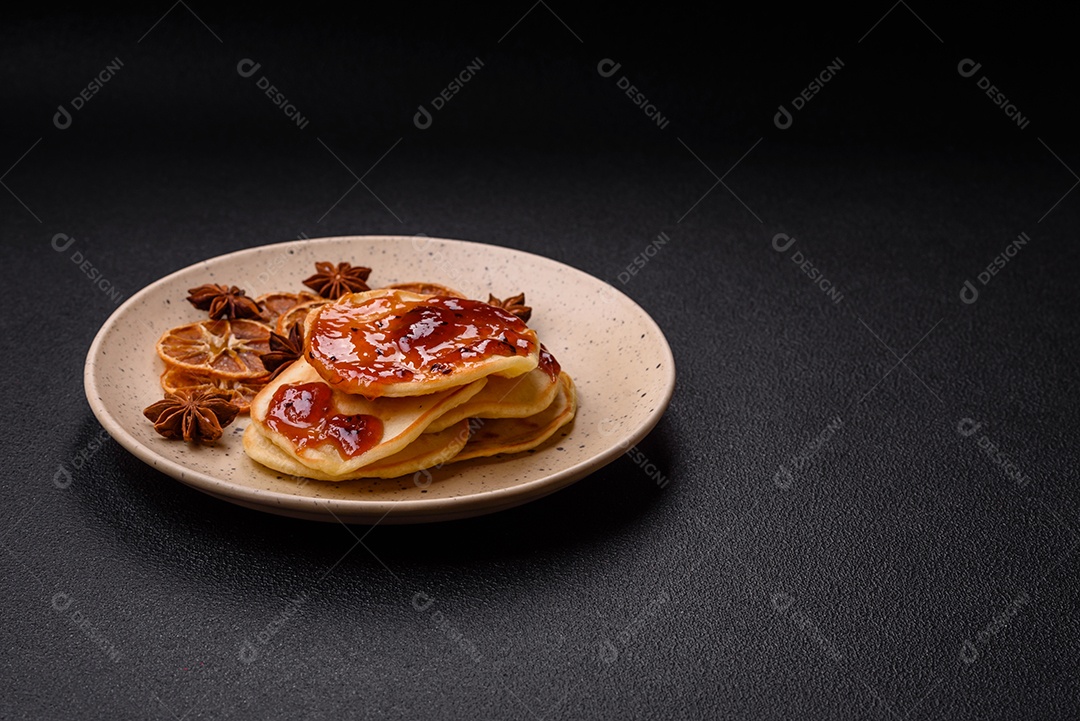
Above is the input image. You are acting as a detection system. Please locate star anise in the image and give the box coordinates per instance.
[186,284,262,320]
[143,388,240,443]
[260,323,304,379]
[303,261,372,299]
[487,292,532,323]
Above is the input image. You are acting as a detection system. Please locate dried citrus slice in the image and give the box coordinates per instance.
[276,299,330,336]
[156,318,271,379]
[257,291,320,326]
[160,366,268,413]
[384,282,464,297]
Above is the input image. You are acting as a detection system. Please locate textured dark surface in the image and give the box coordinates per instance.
[2,5,1079,720]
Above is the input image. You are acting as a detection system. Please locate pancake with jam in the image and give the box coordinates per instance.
[244,357,486,476]
[244,419,473,481]
[383,281,464,297]
[305,289,539,399]
[425,346,563,433]
[450,372,576,463]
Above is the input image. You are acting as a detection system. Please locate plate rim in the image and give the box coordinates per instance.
[83,235,676,522]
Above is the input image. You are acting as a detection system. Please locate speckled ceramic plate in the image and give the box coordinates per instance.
[84,236,676,524]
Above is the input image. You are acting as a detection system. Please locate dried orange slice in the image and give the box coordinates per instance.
[276,299,330,336]
[384,282,464,298]
[257,291,320,326]
[157,318,271,379]
[159,366,268,413]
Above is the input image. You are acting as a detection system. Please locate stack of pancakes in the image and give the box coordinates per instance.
[243,288,576,481]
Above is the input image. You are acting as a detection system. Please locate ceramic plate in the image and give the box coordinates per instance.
[84,236,676,523]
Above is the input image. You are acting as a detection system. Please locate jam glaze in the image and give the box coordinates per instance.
[537,345,561,383]
[308,294,538,395]
[265,382,384,459]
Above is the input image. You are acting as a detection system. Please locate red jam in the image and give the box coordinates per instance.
[538,345,561,383]
[265,382,383,459]
[308,294,537,395]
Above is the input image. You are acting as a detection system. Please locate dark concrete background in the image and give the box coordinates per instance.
[2,5,1078,719]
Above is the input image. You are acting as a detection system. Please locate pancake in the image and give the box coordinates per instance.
[248,357,486,476]
[305,289,539,399]
[243,419,472,481]
[383,281,464,297]
[449,372,576,463]
[425,346,562,433]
